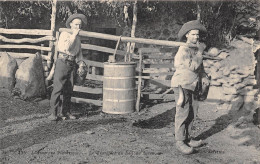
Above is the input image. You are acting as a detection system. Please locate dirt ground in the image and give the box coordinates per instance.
[0,88,260,164]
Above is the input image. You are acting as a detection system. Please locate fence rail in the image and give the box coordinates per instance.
[0,35,55,44]
[0,28,56,79]
[82,44,125,57]
[0,45,52,52]
[0,28,53,36]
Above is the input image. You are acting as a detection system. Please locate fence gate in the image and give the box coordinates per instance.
[134,48,176,110]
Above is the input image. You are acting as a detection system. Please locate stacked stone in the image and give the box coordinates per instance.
[204,50,259,110]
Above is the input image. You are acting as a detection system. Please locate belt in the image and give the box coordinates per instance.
[58,52,76,62]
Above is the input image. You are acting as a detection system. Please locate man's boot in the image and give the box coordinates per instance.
[65,113,76,120]
[176,141,194,155]
[47,114,58,121]
[187,139,203,148]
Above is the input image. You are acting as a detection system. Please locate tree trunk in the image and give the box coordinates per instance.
[197,3,201,21]
[126,0,138,59]
[47,0,57,68]
[129,1,137,54]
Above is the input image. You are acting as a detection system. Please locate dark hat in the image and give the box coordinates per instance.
[178,20,207,41]
[66,13,87,28]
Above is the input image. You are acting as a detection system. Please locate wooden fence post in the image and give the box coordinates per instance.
[136,49,143,111]
[47,0,57,69]
[126,0,137,62]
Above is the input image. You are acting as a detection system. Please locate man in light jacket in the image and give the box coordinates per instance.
[171,20,209,154]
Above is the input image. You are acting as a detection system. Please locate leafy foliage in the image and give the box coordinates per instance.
[136,1,197,24]
[200,0,260,47]
[0,1,52,29]
[0,0,259,47]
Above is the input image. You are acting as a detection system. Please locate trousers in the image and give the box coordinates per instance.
[173,87,199,141]
[254,50,260,88]
[49,58,76,116]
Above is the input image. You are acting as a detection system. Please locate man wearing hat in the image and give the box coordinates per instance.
[47,13,87,121]
[171,20,209,154]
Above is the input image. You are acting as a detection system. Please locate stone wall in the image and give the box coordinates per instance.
[206,39,259,112]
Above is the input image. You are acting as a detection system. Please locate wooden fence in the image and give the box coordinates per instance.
[0,27,219,111]
[57,28,203,111]
[0,28,56,78]
[133,48,176,110]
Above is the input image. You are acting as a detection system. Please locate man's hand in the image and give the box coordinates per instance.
[77,60,88,77]
[72,29,80,37]
[46,65,55,82]
[45,71,54,86]
[197,42,206,53]
[202,76,210,86]
[253,40,260,53]
[77,68,87,77]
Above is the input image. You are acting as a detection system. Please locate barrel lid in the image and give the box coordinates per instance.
[104,62,136,65]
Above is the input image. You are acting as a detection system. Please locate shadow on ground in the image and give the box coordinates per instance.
[1,118,126,150]
[195,104,260,149]
[72,102,101,118]
[132,107,176,129]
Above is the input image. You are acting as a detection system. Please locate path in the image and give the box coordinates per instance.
[0,89,259,163]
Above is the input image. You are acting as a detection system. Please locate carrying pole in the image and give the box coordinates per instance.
[59,28,197,48]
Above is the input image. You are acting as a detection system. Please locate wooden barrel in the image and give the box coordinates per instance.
[103,62,136,114]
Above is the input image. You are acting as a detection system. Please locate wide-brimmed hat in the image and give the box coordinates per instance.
[66,13,87,28]
[178,20,207,41]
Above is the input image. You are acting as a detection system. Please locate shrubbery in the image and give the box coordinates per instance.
[0,0,259,47]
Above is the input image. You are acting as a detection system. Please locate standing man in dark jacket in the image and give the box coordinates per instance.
[47,14,87,121]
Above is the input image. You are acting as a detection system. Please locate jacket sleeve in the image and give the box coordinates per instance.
[175,46,202,71]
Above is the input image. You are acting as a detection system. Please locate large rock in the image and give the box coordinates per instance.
[233,83,246,90]
[203,61,211,68]
[0,52,18,90]
[211,70,223,80]
[229,77,242,85]
[214,62,223,70]
[15,53,46,99]
[210,80,222,86]
[203,60,215,67]
[229,65,239,72]
[207,47,220,57]
[209,65,219,73]
[229,73,241,79]
[244,89,259,96]
[242,78,257,86]
[206,86,224,102]
[217,77,229,84]
[230,95,244,110]
[237,86,254,95]
[218,52,229,59]
[222,67,231,76]
[239,88,258,96]
[223,86,238,95]
[236,68,249,75]
[222,82,232,88]
[222,94,238,102]
[243,97,258,111]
